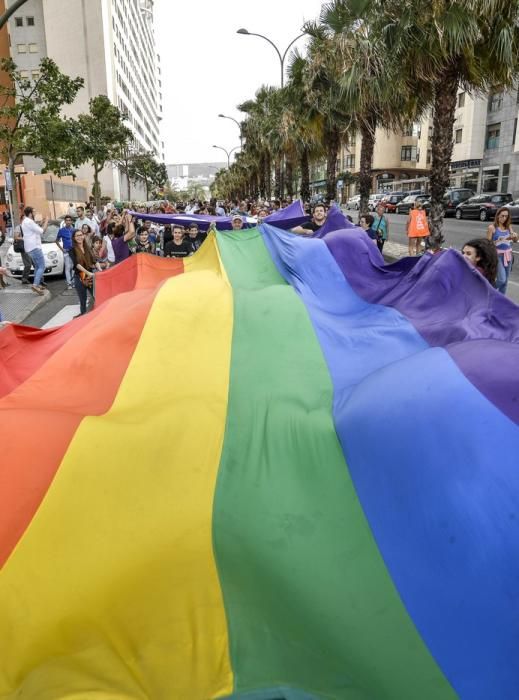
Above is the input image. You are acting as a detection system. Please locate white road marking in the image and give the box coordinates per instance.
[42,304,80,329]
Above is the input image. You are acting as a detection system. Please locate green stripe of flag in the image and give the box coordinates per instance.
[213,227,455,699]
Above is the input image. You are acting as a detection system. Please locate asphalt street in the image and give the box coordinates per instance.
[347,210,519,303]
[20,215,519,328]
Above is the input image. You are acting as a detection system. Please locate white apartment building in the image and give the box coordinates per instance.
[6,0,164,201]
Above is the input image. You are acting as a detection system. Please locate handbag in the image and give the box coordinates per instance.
[13,225,24,253]
[79,270,93,288]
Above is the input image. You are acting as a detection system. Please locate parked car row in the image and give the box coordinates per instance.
[346,188,519,222]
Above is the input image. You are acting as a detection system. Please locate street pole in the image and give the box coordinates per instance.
[0,0,31,31]
[212,145,240,169]
[236,29,306,88]
[218,114,243,147]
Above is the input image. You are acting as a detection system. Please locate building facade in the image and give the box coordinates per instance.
[5,0,164,201]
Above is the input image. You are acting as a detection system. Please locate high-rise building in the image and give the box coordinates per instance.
[5,0,164,201]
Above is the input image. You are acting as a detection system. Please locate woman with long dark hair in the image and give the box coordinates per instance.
[487,207,518,294]
[461,238,498,286]
[70,228,98,315]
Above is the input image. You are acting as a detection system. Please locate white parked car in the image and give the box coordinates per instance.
[5,220,64,278]
[368,193,386,211]
[346,194,361,210]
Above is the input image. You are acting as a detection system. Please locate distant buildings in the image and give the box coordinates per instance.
[167,162,227,196]
[3,0,164,202]
[330,88,519,201]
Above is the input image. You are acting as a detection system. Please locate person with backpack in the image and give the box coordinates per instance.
[372,202,390,253]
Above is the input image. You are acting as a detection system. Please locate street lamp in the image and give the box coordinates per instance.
[212,145,240,168]
[218,114,243,147]
[236,28,305,88]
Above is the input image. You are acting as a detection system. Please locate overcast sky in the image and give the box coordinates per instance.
[154,0,325,166]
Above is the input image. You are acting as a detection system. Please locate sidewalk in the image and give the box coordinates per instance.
[0,239,50,324]
[0,276,50,323]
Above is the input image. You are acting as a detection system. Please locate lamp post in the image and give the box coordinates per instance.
[0,0,30,30]
[218,114,243,147]
[212,145,240,168]
[236,28,305,88]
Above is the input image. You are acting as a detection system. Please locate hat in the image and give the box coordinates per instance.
[231,214,243,221]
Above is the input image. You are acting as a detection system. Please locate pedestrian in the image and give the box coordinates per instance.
[56,215,76,288]
[291,204,327,235]
[21,206,49,295]
[185,224,206,252]
[164,225,192,258]
[70,228,98,315]
[359,214,378,243]
[231,215,245,231]
[406,201,429,256]
[461,238,498,286]
[486,207,518,294]
[372,202,390,253]
[112,211,136,264]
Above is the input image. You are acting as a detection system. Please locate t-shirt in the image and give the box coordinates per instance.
[56,225,74,251]
[372,214,388,240]
[21,218,44,253]
[135,241,155,254]
[164,240,192,258]
[112,235,130,264]
[103,235,115,263]
[186,232,207,252]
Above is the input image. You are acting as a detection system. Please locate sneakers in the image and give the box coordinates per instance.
[31,284,44,296]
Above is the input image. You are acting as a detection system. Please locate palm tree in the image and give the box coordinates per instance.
[380,0,519,246]
[284,52,324,202]
[303,18,353,203]
[310,0,425,215]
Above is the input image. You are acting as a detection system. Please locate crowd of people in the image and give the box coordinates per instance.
[1,194,516,319]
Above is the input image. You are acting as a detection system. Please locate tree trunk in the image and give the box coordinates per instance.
[286,159,294,199]
[325,124,340,204]
[429,70,458,249]
[300,148,310,202]
[93,166,102,210]
[358,114,377,216]
[274,159,282,199]
[126,169,131,201]
[259,154,266,199]
[8,154,20,226]
[265,152,272,200]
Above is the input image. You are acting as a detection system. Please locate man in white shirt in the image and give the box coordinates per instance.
[74,205,95,232]
[22,206,48,295]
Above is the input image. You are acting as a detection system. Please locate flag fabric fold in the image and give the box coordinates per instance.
[1,225,517,700]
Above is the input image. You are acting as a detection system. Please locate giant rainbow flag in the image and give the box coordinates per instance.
[1,224,518,699]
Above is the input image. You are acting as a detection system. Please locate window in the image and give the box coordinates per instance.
[31,70,40,81]
[28,43,38,53]
[16,43,26,53]
[345,155,355,169]
[19,70,29,80]
[502,163,510,193]
[482,168,499,192]
[14,16,23,26]
[402,124,413,137]
[427,150,432,164]
[488,92,503,113]
[455,129,463,144]
[26,16,35,26]
[485,124,500,150]
[514,118,518,147]
[457,92,465,108]
[401,146,417,161]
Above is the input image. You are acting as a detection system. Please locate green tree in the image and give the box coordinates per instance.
[378,0,519,245]
[303,18,354,203]
[74,95,132,208]
[0,58,83,224]
[128,150,168,200]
